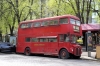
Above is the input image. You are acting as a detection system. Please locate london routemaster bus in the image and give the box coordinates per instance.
[16,15,82,59]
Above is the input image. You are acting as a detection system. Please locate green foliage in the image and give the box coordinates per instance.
[47,0,75,16]
[0,0,100,35]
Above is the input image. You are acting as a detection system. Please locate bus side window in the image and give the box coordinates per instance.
[40,38,48,42]
[31,38,38,42]
[49,38,57,42]
[25,37,31,42]
[49,21,53,25]
[20,24,26,28]
[49,20,58,25]
[28,23,32,28]
[59,18,68,24]
[33,22,41,27]
[41,21,49,26]
[59,35,64,42]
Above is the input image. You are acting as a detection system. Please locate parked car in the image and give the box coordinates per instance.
[0,42,16,52]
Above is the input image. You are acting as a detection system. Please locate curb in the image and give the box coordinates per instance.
[81,56,98,61]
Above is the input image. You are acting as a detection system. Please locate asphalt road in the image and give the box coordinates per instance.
[0,53,100,66]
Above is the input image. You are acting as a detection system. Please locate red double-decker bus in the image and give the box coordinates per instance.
[16,15,82,59]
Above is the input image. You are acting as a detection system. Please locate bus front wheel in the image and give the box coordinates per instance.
[59,49,69,59]
[24,47,31,56]
[74,56,81,59]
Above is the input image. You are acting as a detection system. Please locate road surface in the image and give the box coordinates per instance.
[0,53,100,66]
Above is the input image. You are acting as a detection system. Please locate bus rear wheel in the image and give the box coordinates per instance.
[59,49,69,59]
[24,48,31,56]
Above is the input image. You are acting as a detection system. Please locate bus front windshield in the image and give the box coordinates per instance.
[70,35,79,43]
[70,18,81,26]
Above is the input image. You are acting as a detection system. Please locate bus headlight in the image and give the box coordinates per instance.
[70,48,73,52]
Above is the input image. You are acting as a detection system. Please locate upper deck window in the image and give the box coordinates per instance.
[41,21,49,26]
[20,24,26,28]
[33,22,41,27]
[76,20,80,26]
[59,18,68,24]
[70,18,75,24]
[20,23,32,28]
[25,23,32,28]
[27,23,32,28]
[49,20,58,25]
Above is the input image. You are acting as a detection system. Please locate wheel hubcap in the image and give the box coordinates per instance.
[61,51,66,58]
[25,49,30,55]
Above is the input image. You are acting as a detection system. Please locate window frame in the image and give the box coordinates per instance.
[59,18,68,24]
[76,20,80,26]
[59,34,70,42]
[39,38,48,42]
[33,22,41,27]
[20,23,26,28]
[31,38,39,42]
[48,38,57,42]
[49,20,59,26]
[25,37,31,42]
[70,35,78,43]
[41,21,49,26]
[70,18,76,25]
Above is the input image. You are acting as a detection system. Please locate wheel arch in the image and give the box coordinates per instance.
[25,47,30,50]
[24,47,31,55]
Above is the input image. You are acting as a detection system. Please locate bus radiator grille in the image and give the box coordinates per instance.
[74,47,81,56]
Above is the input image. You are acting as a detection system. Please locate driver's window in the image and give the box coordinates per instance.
[70,35,77,43]
[59,34,69,42]
[70,18,75,24]
[64,34,69,42]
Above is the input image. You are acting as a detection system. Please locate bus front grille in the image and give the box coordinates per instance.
[74,47,81,56]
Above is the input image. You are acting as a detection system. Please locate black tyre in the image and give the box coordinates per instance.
[74,56,81,59]
[24,48,31,56]
[59,49,69,59]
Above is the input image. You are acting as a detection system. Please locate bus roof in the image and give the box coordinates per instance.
[20,15,79,24]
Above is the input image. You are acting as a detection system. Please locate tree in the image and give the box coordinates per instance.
[62,0,93,24]
[0,0,36,36]
[6,0,32,24]
[47,0,75,17]
[92,0,100,23]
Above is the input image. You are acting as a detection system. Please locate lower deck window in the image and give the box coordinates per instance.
[40,38,48,42]
[25,37,31,42]
[49,38,57,42]
[31,38,38,42]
